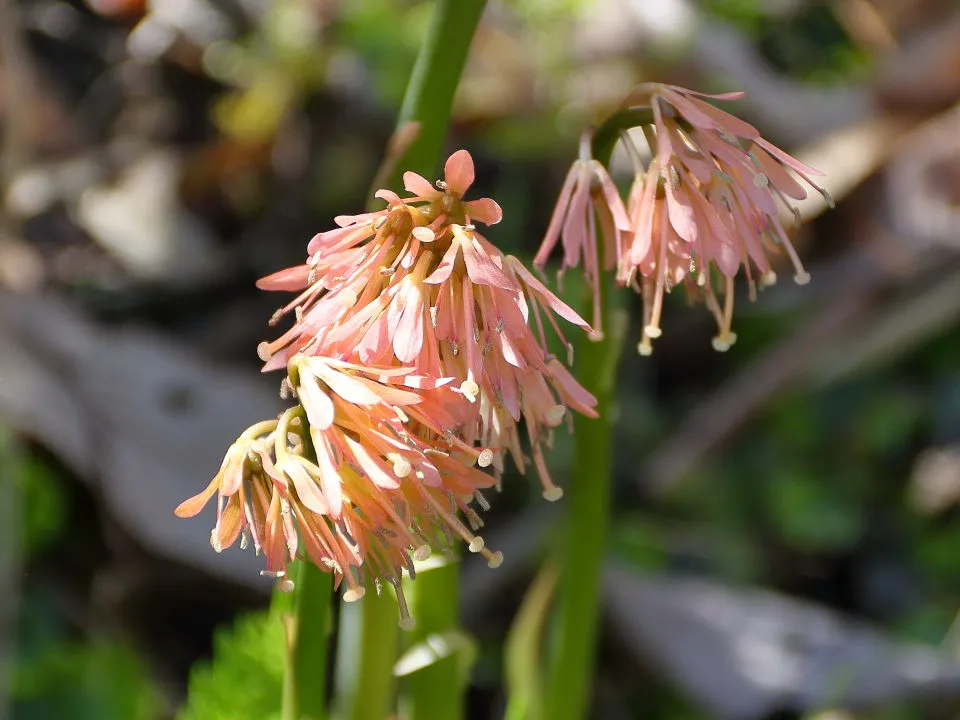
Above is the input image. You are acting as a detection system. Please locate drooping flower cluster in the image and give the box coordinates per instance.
[536,83,832,355]
[177,150,597,622]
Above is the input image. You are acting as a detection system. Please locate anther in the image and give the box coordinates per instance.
[474,491,491,511]
[343,586,366,602]
[459,379,479,403]
[412,226,435,243]
[794,271,811,285]
[468,536,485,553]
[276,578,295,593]
[413,544,432,561]
[545,405,566,426]
[477,448,494,467]
[753,173,769,189]
[643,325,662,339]
[542,487,564,502]
[711,333,737,352]
[210,528,223,553]
[484,550,504,569]
[638,339,654,356]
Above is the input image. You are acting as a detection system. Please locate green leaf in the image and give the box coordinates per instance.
[14,641,162,720]
[178,608,287,720]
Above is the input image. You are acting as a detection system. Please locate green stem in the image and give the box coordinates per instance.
[394,1,487,718]
[544,283,627,720]
[504,564,559,720]
[333,586,399,720]
[402,555,464,720]
[280,559,333,720]
[391,0,487,181]
[337,2,487,719]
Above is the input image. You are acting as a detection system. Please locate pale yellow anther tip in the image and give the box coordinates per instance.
[276,578,295,593]
[343,587,366,602]
[545,405,566,426]
[794,272,811,286]
[413,544,432,561]
[711,333,737,352]
[638,341,654,356]
[398,617,417,631]
[542,487,564,502]
[487,551,504,569]
[468,537,485,553]
[643,325,662,339]
[477,448,494,468]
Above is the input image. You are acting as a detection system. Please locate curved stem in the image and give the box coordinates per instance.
[543,131,630,719]
[338,2,488,720]
[281,560,333,720]
[392,0,487,182]
[333,587,399,720]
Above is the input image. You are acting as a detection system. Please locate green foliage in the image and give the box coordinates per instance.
[14,641,162,720]
[17,451,66,557]
[178,609,286,720]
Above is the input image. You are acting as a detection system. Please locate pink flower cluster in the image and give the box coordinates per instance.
[536,83,831,354]
[177,151,596,625]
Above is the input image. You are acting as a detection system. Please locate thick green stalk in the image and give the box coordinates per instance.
[390,0,486,183]
[401,556,464,720]
[544,276,627,720]
[333,587,399,720]
[280,559,333,720]
[336,2,488,720]
[394,1,486,719]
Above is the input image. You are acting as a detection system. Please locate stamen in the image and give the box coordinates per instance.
[276,578,295,593]
[477,448,494,467]
[483,548,504,569]
[412,226,436,243]
[459,379,479,403]
[413,544,432,561]
[545,405,566,426]
[391,577,416,631]
[474,491,491,511]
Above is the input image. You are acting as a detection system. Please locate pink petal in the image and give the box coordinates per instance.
[665,172,699,243]
[174,476,218,517]
[465,197,503,225]
[751,145,807,200]
[313,362,385,406]
[403,171,437,197]
[344,436,400,489]
[298,373,335,430]
[753,137,825,176]
[375,188,403,205]
[257,265,310,291]
[423,241,459,285]
[546,358,598,416]
[394,289,426,363]
[444,149,475,195]
[312,433,343,516]
[282,457,329,515]
[462,237,516,290]
[661,88,758,139]
[534,162,580,268]
[507,257,590,329]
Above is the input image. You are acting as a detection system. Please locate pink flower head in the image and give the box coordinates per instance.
[618,83,832,352]
[256,150,598,501]
[533,131,632,338]
[177,357,503,628]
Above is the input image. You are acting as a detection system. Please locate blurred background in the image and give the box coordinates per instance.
[2,0,960,718]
